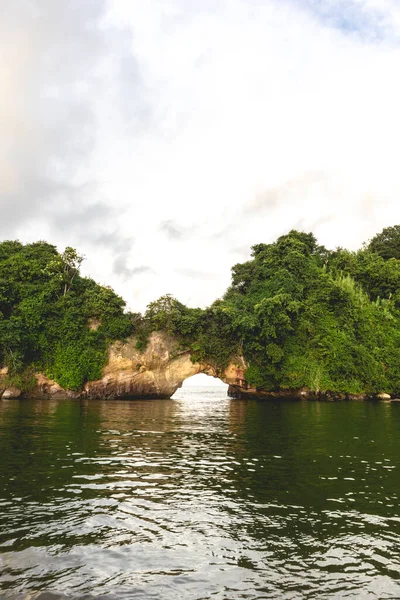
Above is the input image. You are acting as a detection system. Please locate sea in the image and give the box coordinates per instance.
[1,385,400,599]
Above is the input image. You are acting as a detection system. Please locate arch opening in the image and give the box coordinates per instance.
[182,373,228,388]
[171,373,228,398]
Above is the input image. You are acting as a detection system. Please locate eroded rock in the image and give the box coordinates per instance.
[83,332,245,399]
[1,332,391,402]
[2,332,246,400]
[2,387,21,399]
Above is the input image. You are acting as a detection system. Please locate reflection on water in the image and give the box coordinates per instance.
[1,389,400,598]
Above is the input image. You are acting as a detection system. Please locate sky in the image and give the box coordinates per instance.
[181,373,227,388]
[2,0,400,313]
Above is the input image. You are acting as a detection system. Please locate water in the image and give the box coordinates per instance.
[1,389,400,599]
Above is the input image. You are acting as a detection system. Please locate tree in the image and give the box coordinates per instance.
[43,246,84,296]
[61,247,84,295]
[368,225,400,260]
[0,241,133,390]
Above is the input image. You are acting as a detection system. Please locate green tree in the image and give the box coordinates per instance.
[3,227,400,397]
[0,241,134,390]
[368,225,400,260]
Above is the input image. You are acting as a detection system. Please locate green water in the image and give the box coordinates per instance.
[1,389,400,599]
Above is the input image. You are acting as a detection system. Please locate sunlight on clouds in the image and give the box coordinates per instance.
[98,0,400,309]
[2,0,400,311]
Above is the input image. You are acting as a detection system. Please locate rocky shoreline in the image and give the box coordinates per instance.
[227,385,395,402]
[0,332,396,402]
[0,332,246,401]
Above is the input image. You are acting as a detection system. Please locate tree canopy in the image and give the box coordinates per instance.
[368,225,400,260]
[0,241,133,390]
[2,226,400,396]
[141,227,400,395]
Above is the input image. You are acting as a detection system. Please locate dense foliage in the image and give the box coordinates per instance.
[368,225,400,260]
[2,226,400,396]
[0,241,133,390]
[220,231,400,394]
[141,229,400,395]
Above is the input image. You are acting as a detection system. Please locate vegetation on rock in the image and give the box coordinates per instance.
[220,231,400,394]
[0,241,133,390]
[140,228,400,395]
[1,226,400,396]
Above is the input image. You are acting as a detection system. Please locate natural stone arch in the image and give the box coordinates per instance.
[83,331,248,399]
[8,331,248,400]
[175,372,228,389]
[4,330,390,402]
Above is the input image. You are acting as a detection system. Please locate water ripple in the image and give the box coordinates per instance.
[1,392,400,598]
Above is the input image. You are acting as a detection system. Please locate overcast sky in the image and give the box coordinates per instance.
[2,0,400,312]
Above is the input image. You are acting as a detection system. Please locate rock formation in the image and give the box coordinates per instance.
[0,332,394,401]
[0,332,246,400]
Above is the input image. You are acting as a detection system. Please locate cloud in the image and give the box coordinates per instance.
[288,0,395,40]
[175,268,221,280]
[113,261,154,279]
[45,185,112,235]
[2,0,400,312]
[159,220,185,240]
[0,2,101,225]
[91,233,136,280]
[243,172,329,217]
[0,0,148,241]
[131,266,154,276]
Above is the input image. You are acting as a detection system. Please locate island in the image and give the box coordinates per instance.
[1,226,400,401]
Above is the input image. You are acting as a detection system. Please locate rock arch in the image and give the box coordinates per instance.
[83,331,247,399]
[25,331,248,400]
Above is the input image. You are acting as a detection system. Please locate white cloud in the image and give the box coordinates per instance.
[2,0,400,311]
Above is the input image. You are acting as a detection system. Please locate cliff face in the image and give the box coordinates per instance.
[0,332,246,400]
[3,332,388,401]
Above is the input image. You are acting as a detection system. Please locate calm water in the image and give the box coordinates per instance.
[1,389,400,599]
